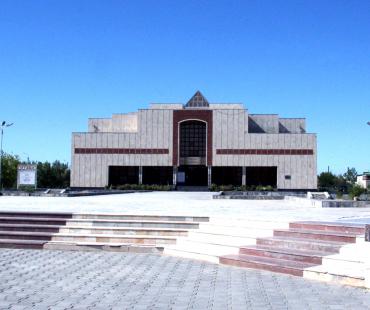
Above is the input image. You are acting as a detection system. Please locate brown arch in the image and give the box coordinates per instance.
[173,110,213,166]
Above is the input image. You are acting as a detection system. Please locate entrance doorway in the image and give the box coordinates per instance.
[177,120,208,186]
[177,166,208,186]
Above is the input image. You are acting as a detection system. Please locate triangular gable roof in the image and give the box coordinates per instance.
[185,91,209,108]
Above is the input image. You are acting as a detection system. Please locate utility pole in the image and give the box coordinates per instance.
[0,121,14,191]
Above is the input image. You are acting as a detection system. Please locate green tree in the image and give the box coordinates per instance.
[343,167,358,185]
[0,153,20,188]
[318,172,337,190]
[37,161,70,188]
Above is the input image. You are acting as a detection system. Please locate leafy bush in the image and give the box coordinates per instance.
[209,184,276,192]
[349,184,367,200]
[17,185,36,193]
[113,184,172,191]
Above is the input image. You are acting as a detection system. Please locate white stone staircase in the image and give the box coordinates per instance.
[163,218,289,263]
[303,238,370,287]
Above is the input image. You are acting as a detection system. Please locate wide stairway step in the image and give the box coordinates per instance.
[273,228,358,243]
[59,226,188,236]
[164,239,240,263]
[239,245,330,264]
[0,217,200,229]
[303,264,365,287]
[220,254,315,277]
[51,233,177,244]
[289,221,365,235]
[73,214,209,222]
[257,236,346,253]
[66,219,200,229]
[0,224,62,233]
[0,217,69,225]
[0,231,53,241]
[44,241,165,253]
[0,239,46,249]
[0,211,72,219]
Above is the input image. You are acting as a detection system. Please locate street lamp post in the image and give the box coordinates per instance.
[0,121,14,191]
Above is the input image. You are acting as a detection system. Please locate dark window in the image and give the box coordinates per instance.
[212,167,242,186]
[285,175,291,180]
[180,121,206,157]
[108,166,139,186]
[142,167,173,185]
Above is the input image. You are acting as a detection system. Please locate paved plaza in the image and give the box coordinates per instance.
[1,192,370,223]
[1,192,370,309]
[0,249,370,310]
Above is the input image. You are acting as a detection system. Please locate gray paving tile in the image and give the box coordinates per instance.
[0,249,369,310]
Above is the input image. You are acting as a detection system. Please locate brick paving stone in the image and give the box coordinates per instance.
[0,249,370,310]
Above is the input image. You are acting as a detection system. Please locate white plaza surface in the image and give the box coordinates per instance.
[1,192,370,224]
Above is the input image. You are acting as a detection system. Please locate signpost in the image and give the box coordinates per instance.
[17,164,37,189]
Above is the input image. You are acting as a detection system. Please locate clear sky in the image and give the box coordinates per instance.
[0,0,369,174]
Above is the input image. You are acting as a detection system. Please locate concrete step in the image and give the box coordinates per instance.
[0,231,52,241]
[0,217,200,229]
[73,214,209,222]
[44,241,164,253]
[257,237,345,253]
[303,264,365,288]
[207,218,289,230]
[0,224,61,233]
[59,226,188,236]
[0,217,69,226]
[186,231,256,246]
[164,239,240,263]
[164,247,220,264]
[66,219,200,229]
[51,233,177,245]
[289,222,365,235]
[0,231,177,245]
[220,254,314,277]
[197,224,274,238]
[320,253,366,272]
[0,224,190,237]
[239,245,325,265]
[339,242,370,258]
[0,238,46,249]
[273,229,358,243]
[0,211,72,219]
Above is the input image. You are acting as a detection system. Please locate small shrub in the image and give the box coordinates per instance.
[349,184,367,200]
[114,184,172,191]
[336,191,343,199]
[18,185,36,193]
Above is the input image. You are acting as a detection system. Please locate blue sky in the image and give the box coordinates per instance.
[0,0,369,174]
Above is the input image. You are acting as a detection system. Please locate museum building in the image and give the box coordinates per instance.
[71,91,317,190]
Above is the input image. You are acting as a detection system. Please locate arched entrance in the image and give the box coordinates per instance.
[177,120,208,186]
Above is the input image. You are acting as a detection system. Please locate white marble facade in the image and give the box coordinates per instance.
[71,92,317,190]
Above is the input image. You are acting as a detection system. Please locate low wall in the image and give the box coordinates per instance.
[285,196,368,208]
[213,191,306,200]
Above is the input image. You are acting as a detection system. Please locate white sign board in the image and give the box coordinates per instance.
[17,164,37,188]
[19,170,36,185]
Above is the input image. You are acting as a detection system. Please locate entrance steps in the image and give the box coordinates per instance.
[219,221,367,287]
[163,218,288,263]
[0,212,209,253]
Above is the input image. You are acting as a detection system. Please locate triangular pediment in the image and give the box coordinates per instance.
[185,91,209,108]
